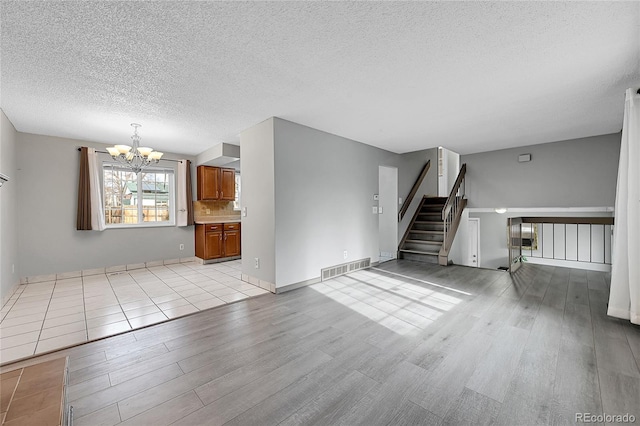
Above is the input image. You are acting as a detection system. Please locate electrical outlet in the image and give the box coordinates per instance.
[206,209,211,214]
[179,244,184,251]
[343,250,348,259]
[242,207,247,217]
[254,257,260,269]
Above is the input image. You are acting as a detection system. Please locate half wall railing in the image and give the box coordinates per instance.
[509,216,614,273]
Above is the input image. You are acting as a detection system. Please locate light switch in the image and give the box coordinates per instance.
[378,207,383,214]
[398,197,402,205]
[372,206,378,214]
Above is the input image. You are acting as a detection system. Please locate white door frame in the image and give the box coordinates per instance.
[468,217,480,267]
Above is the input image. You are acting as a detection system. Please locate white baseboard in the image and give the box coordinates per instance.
[21,257,202,284]
[526,257,611,272]
[275,276,321,294]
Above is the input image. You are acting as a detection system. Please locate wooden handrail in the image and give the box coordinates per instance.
[439,198,467,258]
[398,160,430,222]
[441,163,466,221]
[438,164,467,265]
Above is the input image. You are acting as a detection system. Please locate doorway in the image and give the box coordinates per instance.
[468,217,480,267]
[378,166,398,263]
[437,147,461,197]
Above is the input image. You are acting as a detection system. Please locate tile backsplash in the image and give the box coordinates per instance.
[194,200,240,221]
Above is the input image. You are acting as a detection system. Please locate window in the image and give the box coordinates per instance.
[233,172,241,210]
[103,164,175,227]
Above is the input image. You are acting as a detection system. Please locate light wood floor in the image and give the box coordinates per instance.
[2,261,639,425]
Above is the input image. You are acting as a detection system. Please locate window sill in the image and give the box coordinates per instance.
[104,222,176,229]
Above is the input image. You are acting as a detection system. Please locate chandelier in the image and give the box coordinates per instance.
[106,123,163,173]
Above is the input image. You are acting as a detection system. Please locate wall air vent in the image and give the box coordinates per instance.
[321,258,371,281]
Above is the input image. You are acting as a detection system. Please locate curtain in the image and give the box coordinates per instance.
[76,147,92,230]
[608,88,639,325]
[88,148,105,231]
[186,160,194,226]
[76,147,105,231]
[177,160,194,226]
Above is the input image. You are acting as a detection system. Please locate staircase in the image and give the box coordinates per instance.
[399,196,447,264]
[398,163,468,266]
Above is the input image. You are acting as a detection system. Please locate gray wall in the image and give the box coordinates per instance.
[240,118,437,287]
[457,133,620,270]
[239,118,276,285]
[239,117,438,289]
[1,110,19,302]
[378,165,398,259]
[462,133,621,208]
[16,132,196,278]
[273,118,398,288]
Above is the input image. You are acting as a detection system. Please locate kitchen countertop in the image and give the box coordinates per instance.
[195,217,241,224]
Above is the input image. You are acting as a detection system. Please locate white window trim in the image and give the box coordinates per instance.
[102,162,177,228]
[233,172,241,211]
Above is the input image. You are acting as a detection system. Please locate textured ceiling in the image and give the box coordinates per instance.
[1,2,638,156]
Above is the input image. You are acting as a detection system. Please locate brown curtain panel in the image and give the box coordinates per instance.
[186,160,195,226]
[76,147,92,230]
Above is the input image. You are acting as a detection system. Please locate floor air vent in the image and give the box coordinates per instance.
[321,258,371,281]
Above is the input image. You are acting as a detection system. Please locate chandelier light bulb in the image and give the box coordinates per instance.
[106,147,120,156]
[137,147,153,157]
[115,145,131,154]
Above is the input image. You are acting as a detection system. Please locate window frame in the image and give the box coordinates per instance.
[233,172,241,211]
[102,162,177,229]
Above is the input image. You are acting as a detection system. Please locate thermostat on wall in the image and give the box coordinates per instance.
[518,154,531,163]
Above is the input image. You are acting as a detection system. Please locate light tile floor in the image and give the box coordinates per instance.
[0,260,269,365]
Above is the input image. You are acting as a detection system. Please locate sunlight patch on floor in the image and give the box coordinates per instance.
[309,268,466,336]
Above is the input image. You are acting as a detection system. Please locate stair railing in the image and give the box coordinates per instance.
[398,160,430,222]
[440,164,467,265]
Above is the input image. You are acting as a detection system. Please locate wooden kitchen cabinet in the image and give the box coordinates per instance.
[223,223,241,257]
[197,166,219,200]
[205,230,223,259]
[220,168,236,201]
[197,166,235,201]
[195,222,241,261]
